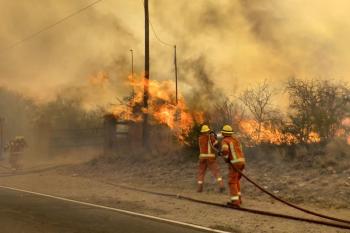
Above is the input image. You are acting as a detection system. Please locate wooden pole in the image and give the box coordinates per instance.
[143,0,150,147]
[130,49,134,97]
[174,45,178,105]
[130,49,134,77]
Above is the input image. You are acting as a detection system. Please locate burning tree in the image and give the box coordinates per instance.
[111,74,204,143]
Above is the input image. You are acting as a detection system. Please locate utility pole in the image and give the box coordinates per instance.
[130,49,134,97]
[174,45,178,105]
[130,49,134,77]
[174,46,181,126]
[143,0,150,147]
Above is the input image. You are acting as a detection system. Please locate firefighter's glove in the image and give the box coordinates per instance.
[210,131,218,139]
[222,156,230,163]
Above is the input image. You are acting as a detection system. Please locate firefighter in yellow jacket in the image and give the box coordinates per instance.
[4,136,27,171]
[197,125,225,193]
[220,125,245,207]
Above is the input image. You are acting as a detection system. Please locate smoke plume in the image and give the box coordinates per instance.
[0,0,349,108]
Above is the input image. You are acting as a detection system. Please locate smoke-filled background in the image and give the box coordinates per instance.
[1,0,350,107]
[1,2,350,225]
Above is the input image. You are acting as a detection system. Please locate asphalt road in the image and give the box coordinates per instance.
[0,187,223,233]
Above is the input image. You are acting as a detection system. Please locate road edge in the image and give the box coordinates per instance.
[0,185,232,233]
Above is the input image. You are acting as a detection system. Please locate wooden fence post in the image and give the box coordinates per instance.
[103,114,116,156]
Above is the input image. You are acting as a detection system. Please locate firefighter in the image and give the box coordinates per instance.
[197,125,225,193]
[4,136,27,171]
[220,125,245,207]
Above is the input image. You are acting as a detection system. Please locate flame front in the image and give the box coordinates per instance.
[105,73,348,146]
[239,120,320,145]
[111,74,203,141]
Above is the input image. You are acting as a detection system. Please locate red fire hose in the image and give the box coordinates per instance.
[231,164,350,225]
[0,164,349,230]
[208,133,350,225]
[105,182,350,230]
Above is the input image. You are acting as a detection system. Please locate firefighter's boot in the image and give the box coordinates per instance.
[197,183,203,193]
[227,200,241,208]
[218,178,225,193]
[219,186,225,193]
[219,181,225,193]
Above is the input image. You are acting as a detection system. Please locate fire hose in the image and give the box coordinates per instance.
[0,164,11,170]
[0,163,348,229]
[104,182,350,230]
[231,165,350,225]
[207,132,350,225]
[0,164,71,177]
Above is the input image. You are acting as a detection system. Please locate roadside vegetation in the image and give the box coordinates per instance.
[0,77,349,166]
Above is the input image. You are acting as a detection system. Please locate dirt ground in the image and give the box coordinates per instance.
[0,148,349,233]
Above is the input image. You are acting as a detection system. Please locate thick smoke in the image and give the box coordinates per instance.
[0,0,139,104]
[152,0,350,92]
[0,0,349,107]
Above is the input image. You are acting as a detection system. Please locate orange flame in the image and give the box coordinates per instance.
[111,74,203,141]
[239,120,320,145]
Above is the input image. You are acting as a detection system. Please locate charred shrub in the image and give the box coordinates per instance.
[183,123,201,154]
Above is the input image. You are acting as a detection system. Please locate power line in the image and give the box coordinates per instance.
[149,20,173,47]
[139,0,179,105]
[1,0,103,53]
[140,0,173,47]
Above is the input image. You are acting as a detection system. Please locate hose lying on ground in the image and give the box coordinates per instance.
[230,165,350,225]
[0,163,348,230]
[104,182,350,230]
[207,136,350,225]
[0,164,70,177]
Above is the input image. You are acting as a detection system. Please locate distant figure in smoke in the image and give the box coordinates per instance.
[4,136,28,171]
[197,125,225,193]
[220,125,245,207]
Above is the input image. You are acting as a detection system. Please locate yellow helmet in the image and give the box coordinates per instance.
[221,125,233,134]
[200,125,210,133]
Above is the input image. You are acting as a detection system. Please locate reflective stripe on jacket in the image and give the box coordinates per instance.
[221,136,245,164]
[198,134,217,159]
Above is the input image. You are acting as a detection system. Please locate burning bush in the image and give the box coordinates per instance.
[110,74,204,143]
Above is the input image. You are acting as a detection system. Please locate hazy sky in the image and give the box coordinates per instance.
[0,0,349,107]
